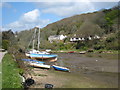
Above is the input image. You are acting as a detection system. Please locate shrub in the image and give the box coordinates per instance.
[94,45,105,50]
[2,40,9,50]
[106,37,115,43]
[76,42,85,49]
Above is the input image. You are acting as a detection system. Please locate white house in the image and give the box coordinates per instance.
[70,35,100,42]
[81,37,85,41]
[70,37,85,42]
[88,36,92,40]
[94,35,100,39]
[48,35,67,43]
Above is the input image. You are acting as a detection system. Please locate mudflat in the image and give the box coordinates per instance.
[29,53,118,88]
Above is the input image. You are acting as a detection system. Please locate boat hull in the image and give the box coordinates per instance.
[52,65,70,72]
[68,51,75,53]
[21,59,45,64]
[29,63,50,69]
[25,53,30,57]
[79,51,86,54]
[30,53,58,62]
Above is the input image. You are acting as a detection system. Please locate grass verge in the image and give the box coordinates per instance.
[2,53,23,88]
[0,62,2,89]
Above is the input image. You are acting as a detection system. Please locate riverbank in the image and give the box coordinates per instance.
[51,49,119,54]
[2,54,23,88]
[2,51,117,88]
[30,68,115,88]
[27,52,118,88]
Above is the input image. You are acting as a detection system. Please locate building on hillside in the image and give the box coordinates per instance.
[70,35,100,42]
[93,35,100,39]
[15,35,17,37]
[70,37,85,42]
[48,35,67,43]
[88,36,92,40]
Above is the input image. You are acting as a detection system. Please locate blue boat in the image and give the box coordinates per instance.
[52,65,70,72]
[21,59,45,64]
[29,53,58,60]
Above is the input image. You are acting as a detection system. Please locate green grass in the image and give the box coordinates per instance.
[2,54,23,88]
[0,62,2,89]
[53,49,119,54]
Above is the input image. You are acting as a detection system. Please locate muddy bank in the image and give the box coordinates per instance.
[56,53,118,73]
[57,53,118,87]
[29,53,118,88]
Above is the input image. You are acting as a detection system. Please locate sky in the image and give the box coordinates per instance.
[1,0,119,32]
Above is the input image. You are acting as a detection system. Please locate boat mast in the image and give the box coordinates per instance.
[38,27,40,50]
[33,28,37,50]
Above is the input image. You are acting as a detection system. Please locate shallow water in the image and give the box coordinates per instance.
[50,53,118,88]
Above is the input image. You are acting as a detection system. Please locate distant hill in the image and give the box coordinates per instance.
[41,6,119,37]
[5,6,119,50]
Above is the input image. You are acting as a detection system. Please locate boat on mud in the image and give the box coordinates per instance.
[68,51,75,53]
[29,62,51,69]
[79,51,86,54]
[52,65,70,72]
[21,58,45,64]
[29,53,58,61]
[25,49,49,57]
[25,27,58,61]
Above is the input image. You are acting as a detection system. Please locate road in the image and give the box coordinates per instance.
[0,51,7,90]
[0,52,7,63]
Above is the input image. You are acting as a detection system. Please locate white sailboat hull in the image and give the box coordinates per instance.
[25,49,50,57]
[29,62,50,69]
[25,53,30,57]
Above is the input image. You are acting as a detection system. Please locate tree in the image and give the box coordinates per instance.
[2,30,14,40]
[2,40,9,50]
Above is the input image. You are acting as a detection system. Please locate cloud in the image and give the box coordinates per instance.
[36,1,117,17]
[36,1,95,17]
[3,9,50,32]
[21,9,40,23]
[35,2,73,8]
[0,2,12,8]
[3,0,119,2]
[92,2,118,10]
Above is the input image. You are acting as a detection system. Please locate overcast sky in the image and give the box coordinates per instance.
[1,0,118,32]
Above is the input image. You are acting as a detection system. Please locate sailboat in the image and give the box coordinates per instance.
[25,27,58,61]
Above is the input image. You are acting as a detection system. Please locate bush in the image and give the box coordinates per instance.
[94,45,105,50]
[106,37,115,43]
[57,42,73,50]
[2,40,9,50]
[76,42,85,49]
[106,40,119,50]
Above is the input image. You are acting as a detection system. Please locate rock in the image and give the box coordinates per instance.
[87,49,94,52]
[45,84,54,89]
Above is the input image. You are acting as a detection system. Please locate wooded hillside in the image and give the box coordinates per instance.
[2,6,120,51]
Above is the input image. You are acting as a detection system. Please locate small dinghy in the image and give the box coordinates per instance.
[52,65,70,72]
[29,62,50,69]
[68,51,75,53]
[79,51,86,54]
